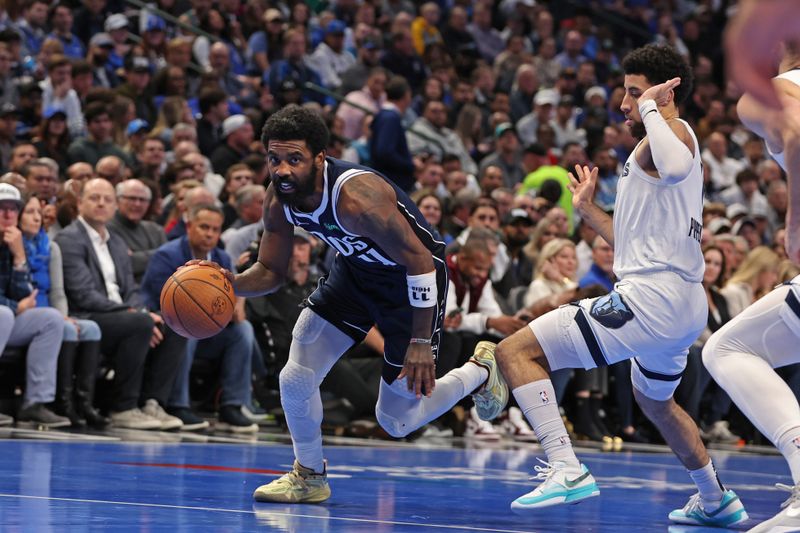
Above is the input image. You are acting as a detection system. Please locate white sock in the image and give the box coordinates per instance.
[777,427,800,484]
[688,460,725,503]
[514,379,580,470]
[376,362,488,437]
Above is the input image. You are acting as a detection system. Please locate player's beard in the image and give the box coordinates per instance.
[630,119,646,140]
[272,162,319,207]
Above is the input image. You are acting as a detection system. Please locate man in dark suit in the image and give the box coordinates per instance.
[369,76,415,192]
[56,178,185,430]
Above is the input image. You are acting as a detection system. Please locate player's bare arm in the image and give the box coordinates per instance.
[233,185,295,297]
[738,79,800,155]
[337,173,437,398]
[568,164,614,247]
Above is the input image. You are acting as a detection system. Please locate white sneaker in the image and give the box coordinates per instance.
[511,459,599,511]
[748,483,800,532]
[704,420,741,444]
[465,406,501,440]
[142,399,183,430]
[110,408,162,430]
[501,407,538,442]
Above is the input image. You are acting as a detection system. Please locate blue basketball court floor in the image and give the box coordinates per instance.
[0,426,789,532]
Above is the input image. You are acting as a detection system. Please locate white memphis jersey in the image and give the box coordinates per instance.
[768,69,800,171]
[612,119,705,283]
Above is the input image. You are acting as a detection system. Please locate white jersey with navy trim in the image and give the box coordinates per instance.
[767,68,800,170]
[612,119,705,283]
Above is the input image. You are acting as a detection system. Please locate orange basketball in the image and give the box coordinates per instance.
[160,264,235,339]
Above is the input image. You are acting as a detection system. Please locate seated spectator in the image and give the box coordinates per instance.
[181,150,225,200]
[721,245,780,317]
[266,28,325,106]
[140,204,257,432]
[133,136,167,183]
[47,2,84,59]
[166,184,217,241]
[407,99,477,175]
[524,238,578,308]
[307,20,355,91]
[219,164,255,229]
[196,87,229,157]
[494,208,535,302]
[107,179,166,283]
[116,55,156,124]
[23,158,58,205]
[410,188,452,245]
[56,178,185,430]
[9,142,38,174]
[336,68,386,141]
[41,54,84,137]
[67,102,130,166]
[0,104,18,172]
[210,115,256,176]
[95,155,126,185]
[19,192,107,427]
[719,168,769,212]
[702,131,746,193]
[0,183,68,427]
[32,107,70,174]
[220,184,266,244]
[578,236,615,291]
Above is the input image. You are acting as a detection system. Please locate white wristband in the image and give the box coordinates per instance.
[407,271,437,308]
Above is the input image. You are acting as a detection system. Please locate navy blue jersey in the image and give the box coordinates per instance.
[281,157,446,269]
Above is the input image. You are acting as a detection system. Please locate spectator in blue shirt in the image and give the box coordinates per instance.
[578,235,615,291]
[141,203,258,432]
[46,3,85,60]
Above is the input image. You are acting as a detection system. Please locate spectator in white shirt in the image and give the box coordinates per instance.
[306,20,356,91]
[702,131,746,192]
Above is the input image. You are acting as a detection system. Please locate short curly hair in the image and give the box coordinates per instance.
[621,44,693,105]
[261,104,330,156]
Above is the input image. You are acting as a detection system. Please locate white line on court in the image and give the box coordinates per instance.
[0,493,536,533]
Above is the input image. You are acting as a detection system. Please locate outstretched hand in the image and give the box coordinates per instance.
[567,164,599,213]
[398,343,436,399]
[639,77,681,107]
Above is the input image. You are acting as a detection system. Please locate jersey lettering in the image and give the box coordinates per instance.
[309,230,398,266]
[687,217,702,244]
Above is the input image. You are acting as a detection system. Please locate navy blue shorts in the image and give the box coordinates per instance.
[305,255,448,382]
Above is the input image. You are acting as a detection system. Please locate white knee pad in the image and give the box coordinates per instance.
[376,406,409,438]
[631,360,681,401]
[375,378,418,438]
[292,308,329,345]
[279,360,317,418]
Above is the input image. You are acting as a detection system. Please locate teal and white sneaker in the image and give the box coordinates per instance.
[470,341,508,421]
[511,459,599,512]
[669,490,748,527]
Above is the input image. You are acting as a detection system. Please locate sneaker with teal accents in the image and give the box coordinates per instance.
[470,341,508,421]
[668,490,748,527]
[511,459,599,512]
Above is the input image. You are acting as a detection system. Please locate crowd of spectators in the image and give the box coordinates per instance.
[0,0,793,445]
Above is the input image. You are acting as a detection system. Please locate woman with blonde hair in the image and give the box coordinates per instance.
[151,96,195,144]
[722,245,780,317]
[522,214,563,269]
[524,238,577,308]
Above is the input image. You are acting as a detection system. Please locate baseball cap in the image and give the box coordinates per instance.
[732,216,756,235]
[126,118,149,136]
[494,122,515,139]
[726,203,749,220]
[325,20,346,36]
[585,86,607,102]
[126,55,152,73]
[145,15,166,32]
[222,114,248,138]
[263,8,283,22]
[0,183,22,207]
[533,88,559,107]
[43,106,67,120]
[89,32,114,48]
[504,208,533,226]
[707,217,732,235]
[362,35,381,50]
[104,13,128,32]
[0,102,17,118]
[279,78,299,92]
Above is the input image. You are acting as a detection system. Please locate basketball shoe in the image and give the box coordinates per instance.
[669,490,748,527]
[511,459,599,511]
[470,341,508,421]
[253,460,331,503]
[747,483,800,532]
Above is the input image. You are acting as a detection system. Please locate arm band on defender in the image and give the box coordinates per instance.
[639,98,694,183]
[407,271,437,308]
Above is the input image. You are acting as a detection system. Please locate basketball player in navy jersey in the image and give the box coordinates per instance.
[703,43,800,532]
[475,44,749,526]
[192,105,508,503]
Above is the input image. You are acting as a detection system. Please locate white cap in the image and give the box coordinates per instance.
[0,183,22,207]
[533,88,559,107]
[585,86,607,102]
[104,13,129,32]
[222,114,248,138]
[726,203,749,220]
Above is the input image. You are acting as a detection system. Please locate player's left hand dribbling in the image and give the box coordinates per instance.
[181,259,236,285]
[398,344,435,399]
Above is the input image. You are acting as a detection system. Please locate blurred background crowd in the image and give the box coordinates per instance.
[0,0,791,448]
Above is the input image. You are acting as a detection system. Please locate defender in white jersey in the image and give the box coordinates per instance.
[484,44,748,526]
[704,43,800,533]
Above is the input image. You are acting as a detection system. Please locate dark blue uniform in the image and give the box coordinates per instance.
[282,158,447,381]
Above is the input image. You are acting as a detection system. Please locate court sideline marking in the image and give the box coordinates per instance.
[0,493,535,533]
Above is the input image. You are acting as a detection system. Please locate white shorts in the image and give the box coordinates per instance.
[530,272,707,400]
[705,282,800,369]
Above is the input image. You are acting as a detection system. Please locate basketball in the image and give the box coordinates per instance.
[160,264,236,339]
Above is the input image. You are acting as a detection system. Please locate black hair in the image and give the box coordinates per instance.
[198,87,227,114]
[621,44,693,105]
[83,101,110,123]
[261,104,329,156]
[386,76,410,101]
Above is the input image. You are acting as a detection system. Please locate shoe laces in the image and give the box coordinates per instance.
[681,493,703,515]
[776,483,800,509]
[530,458,561,482]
